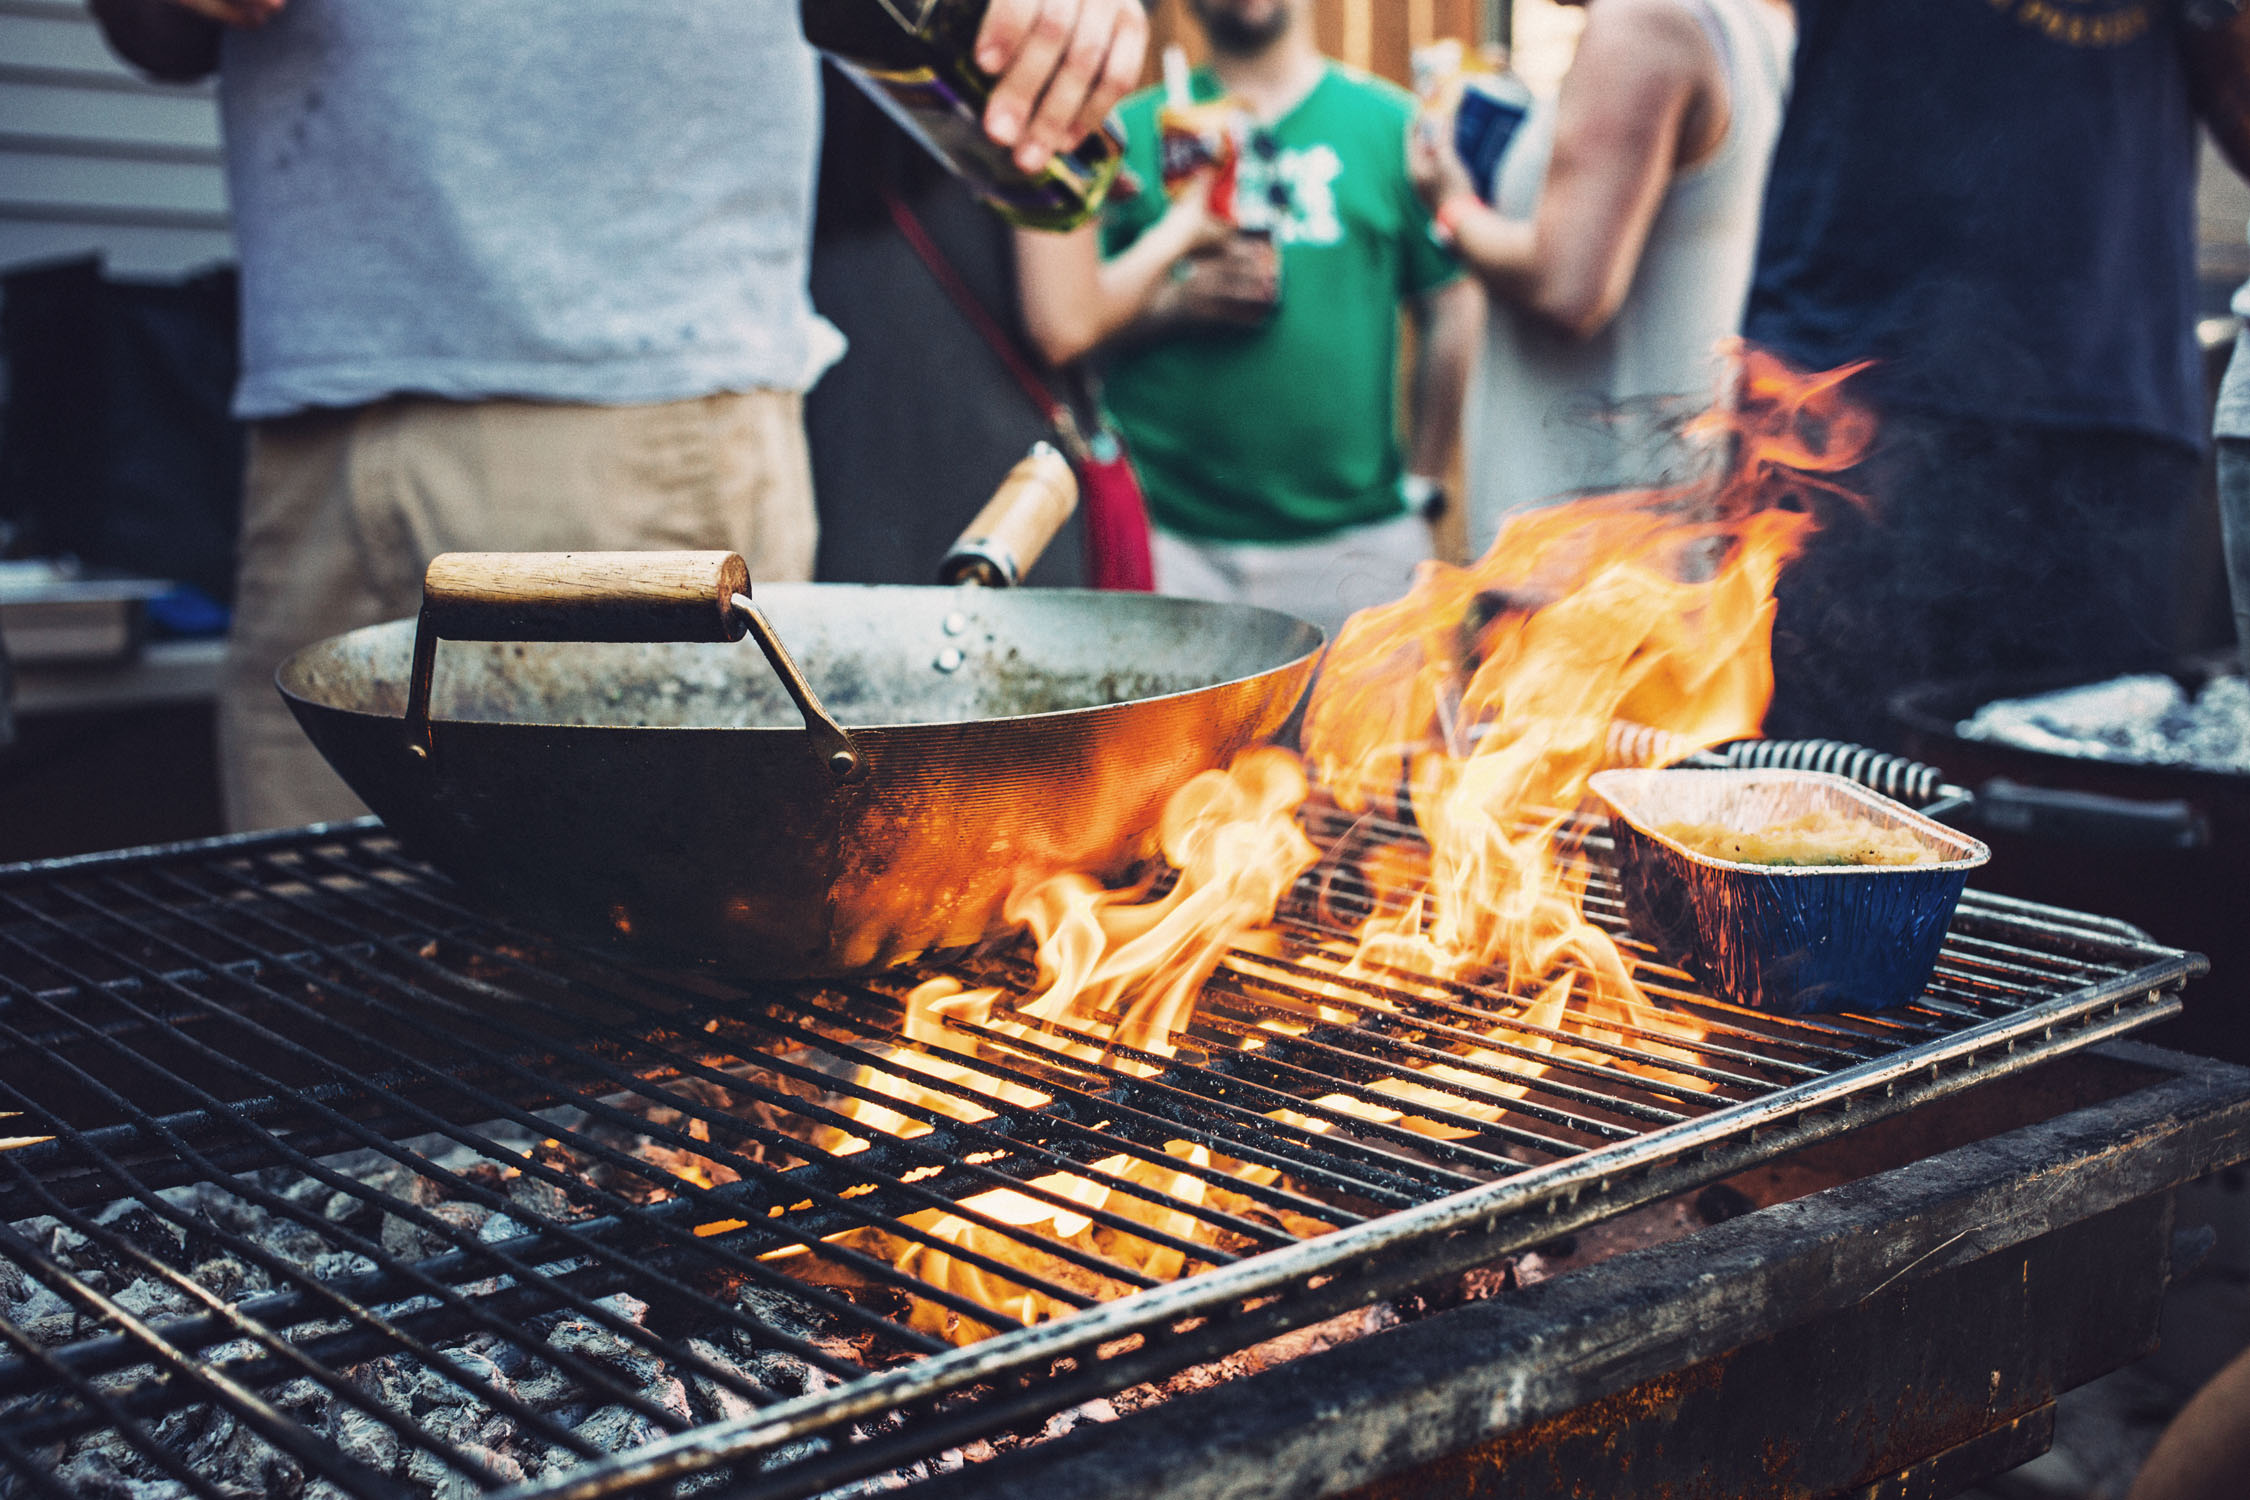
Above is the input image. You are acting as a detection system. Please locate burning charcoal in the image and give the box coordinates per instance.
[431,1346,513,1405]
[358,1161,442,1211]
[402,1446,484,1500]
[308,1249,377,1283]
[545,1294,665,1387]
[571,1404,667,1456]
[5,1273,79,1344]
[419,1402,510,1462]
[503,1355,579,1412]
[457,1444,525,1487]
[753,1435,828,1476]
[644,1375,694,1426]
[478,1211,527,1244]
[52,1447,190,1500]
[684,1337,758,1425]
[90,1203,188,1259]
[322,1189,383,1235]
[466,1332,535,1377]
[328,1403,405,1475]
[1039,1398,1119,1439]
[110,1278,193,1322]
[760,1349,838,1397]
[189,1255,261,1301]
[504,1172,574,1221]
[378,1211,436,1261]
[730,1282,861,1368]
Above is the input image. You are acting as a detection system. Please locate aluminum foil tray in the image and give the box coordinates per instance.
[1589,768,1991,1015]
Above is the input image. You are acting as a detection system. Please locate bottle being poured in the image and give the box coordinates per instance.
[803,0,1134,231]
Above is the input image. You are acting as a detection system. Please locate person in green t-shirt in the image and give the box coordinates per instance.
[1014,0,1481,640]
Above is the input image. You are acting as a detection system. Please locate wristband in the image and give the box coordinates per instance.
[1432,193,1481,246]
[1402,473,1447,521]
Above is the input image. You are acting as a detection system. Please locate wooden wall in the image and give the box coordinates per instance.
[1145,0,1489,88]
[0,0,232,278]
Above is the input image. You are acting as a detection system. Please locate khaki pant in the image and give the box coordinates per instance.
[1150,511,1434,643]
[220,390,819,832]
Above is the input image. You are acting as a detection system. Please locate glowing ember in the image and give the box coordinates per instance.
[809,349,1871,1346]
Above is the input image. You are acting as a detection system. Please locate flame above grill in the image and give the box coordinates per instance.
[811,349,1875,1345]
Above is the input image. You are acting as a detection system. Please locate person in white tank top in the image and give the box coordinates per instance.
[1411,0,1794,556]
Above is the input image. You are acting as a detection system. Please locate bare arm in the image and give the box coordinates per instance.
[1406,277,1481,482]
[1013,173,1247,366]
[2186,10,2250,181]
[88,0,280,82]
[1412,0,1720,339]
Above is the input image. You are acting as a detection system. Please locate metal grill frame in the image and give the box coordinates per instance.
[0,816,2203,1500]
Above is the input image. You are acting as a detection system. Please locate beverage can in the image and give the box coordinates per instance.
[1455,73,1532,203]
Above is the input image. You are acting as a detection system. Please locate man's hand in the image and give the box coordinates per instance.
[975,0,1149,174]
[167,0,283,23]
[1154,233,1281,331]
[1408,114,1477,211]
[1157,166,1235,256]
[89,0,278,81]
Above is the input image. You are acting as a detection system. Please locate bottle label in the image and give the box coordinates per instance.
[874,0,939,30]
[838,61,1097,220]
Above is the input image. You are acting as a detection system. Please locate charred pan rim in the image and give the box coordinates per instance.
[1588,768,1992,878]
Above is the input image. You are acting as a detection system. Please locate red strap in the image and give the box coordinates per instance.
[882,186,1073,436]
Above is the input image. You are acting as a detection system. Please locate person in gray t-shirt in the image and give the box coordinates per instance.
[90,0,1147,832]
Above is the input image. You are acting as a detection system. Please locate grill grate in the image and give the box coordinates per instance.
[0,811,2201,1500]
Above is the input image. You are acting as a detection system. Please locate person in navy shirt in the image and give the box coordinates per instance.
[1745,0,2235,747]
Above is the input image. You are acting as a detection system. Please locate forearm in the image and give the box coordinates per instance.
[1408,281,1480,480]
[1444,197,1617,339]
[1015,208,1207,365]
[88,0,221,82]
[1087,209,1212,351]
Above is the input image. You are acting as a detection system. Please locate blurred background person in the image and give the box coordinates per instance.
[87,0,1146,832]
[1013,0,1481,641]
[1413,0,1794,557]
[1745,0,2212,750]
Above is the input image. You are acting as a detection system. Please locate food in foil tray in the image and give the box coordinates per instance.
[1590,769,1989,1016]
[1653,810,1939,868]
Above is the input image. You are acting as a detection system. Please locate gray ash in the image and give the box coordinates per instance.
[0,1068,916,1500]
[1959,672,2250,773]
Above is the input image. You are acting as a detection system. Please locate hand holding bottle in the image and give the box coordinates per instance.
[1409,119,1478,213]
[974,0,1149,173]
[1158,232,1281,332]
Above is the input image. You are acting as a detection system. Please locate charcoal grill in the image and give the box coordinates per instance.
[0,797,2217,1500]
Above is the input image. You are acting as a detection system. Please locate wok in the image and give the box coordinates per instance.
[1891,665,2245,1064]
[278,452,1324,976]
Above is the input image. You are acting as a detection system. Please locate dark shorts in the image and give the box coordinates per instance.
[1765,412,2200,750]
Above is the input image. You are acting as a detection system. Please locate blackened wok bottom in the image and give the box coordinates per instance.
[279,584,1323,976]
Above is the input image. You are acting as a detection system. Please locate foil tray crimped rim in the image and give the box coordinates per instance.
[1587,767,1992,878]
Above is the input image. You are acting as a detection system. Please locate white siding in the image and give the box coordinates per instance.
[0,0,232,278]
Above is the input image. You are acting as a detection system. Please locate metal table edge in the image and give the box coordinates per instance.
[907,1039,2250,1500]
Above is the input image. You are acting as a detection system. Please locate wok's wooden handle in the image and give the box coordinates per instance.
[938,444,1079,587]
[420,551,749,643]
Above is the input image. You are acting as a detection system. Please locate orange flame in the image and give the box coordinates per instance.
[802,349,1871,1345]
